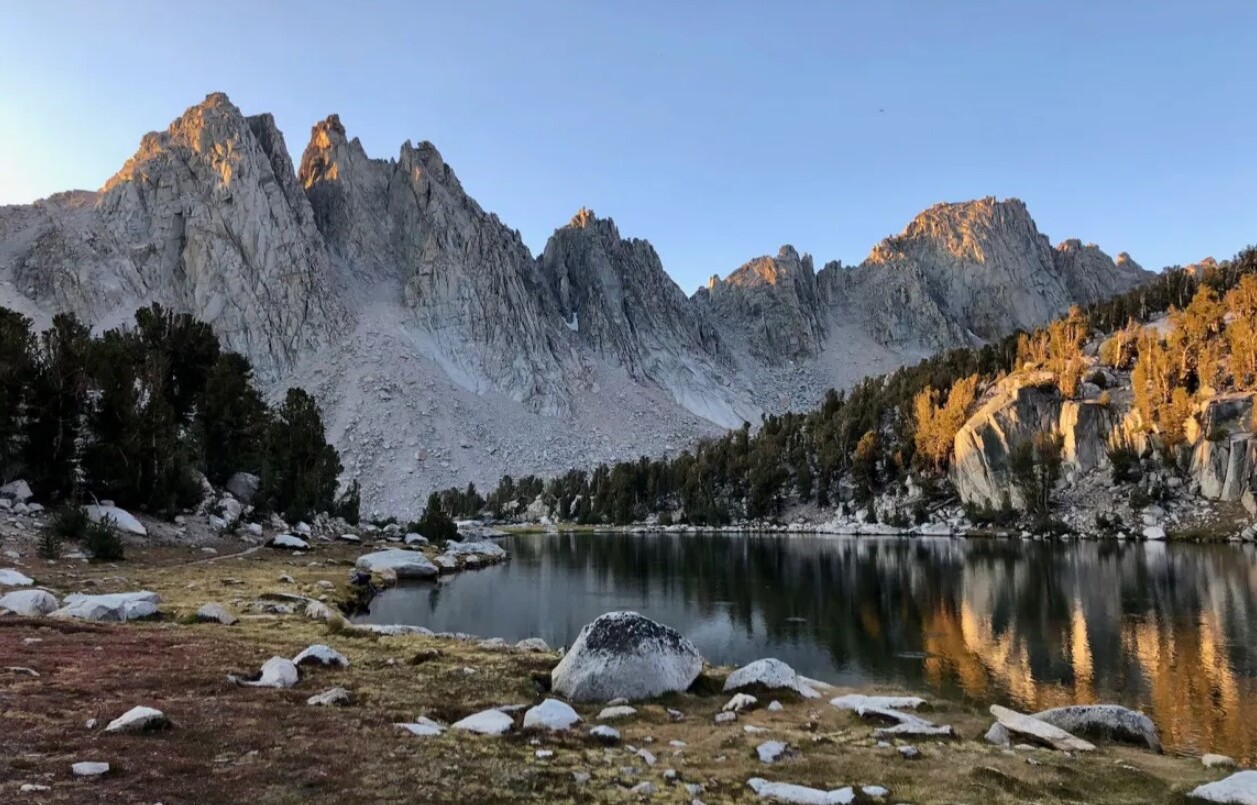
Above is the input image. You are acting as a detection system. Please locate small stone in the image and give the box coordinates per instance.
[667,708,685,721]
[898,745,921,760]
[714,711,737,724]
[598,705,638,720]
[572,772,591,785]
[396,716,445,737]
[514,637,551,652]
[629,781,656,796]
[590,725,621,745]
[756,740,790,763]
[862,785,890,798]
[0,568,35,586]
[71,761,110,777]
[451,709,513,736]
[307,687,353,706]
[292,644,349,668]
[723,693,757,713]
[523,699,581,732]
[195,602,238,625]
[636,748,656,766]
[767,700,783,712]
[535,749,555,760]
[104,705,170,734]
[1203,753,1238,769]
[20,783,51,793]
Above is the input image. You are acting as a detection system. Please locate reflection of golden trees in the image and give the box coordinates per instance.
[913,576,1257,762]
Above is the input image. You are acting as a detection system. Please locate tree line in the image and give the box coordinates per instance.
[0,304,351,523]
[446,247,1257,525]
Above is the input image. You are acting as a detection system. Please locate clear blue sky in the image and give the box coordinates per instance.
[2,1,1254,290]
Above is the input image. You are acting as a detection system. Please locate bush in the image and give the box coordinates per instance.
[333,480,361,525]
[36,528,61,559]
[49,506,90,541]
[964,499,1018,527]
[85,516,125,561]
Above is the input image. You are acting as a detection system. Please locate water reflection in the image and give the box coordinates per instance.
[357,532,1257,760]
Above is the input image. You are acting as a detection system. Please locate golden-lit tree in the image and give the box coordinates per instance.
[912,374,980,472]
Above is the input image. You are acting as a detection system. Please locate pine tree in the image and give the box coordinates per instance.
[261,388,341,522]
[0,309,34,480]
[416,491,458,544]
[197,353,270,484]
[25,314,91,500]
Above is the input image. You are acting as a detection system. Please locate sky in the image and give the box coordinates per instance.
[1,1,1254,291]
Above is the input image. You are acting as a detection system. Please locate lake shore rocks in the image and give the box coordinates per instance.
[989,704,1095,752]
[1031,704,1161,752]
[724,658,820,698]
[551,611,703,702]
[355,549,438,579]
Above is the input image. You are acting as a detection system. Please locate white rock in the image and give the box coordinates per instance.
[357,623,434,636]
[535,749,555,759]
[1142,524,1167,540]
[590,724,621,744]
[104,705,170,733]
[1031,704,1160,751]
[230,656,299,688]
[295,522,312,535]
[20,784,51,793]
[515,637,551,652]
[724,658,819,698]
[1,479,32,502]
[747,777,854,804]
[989,704,1095,752]
[84,504,146,535]
[245,523,263,537]
[1190,771,1257,804]
[629,781,656,796]
[196,602,238,625]
[396,716,445,736]
[830,694,925,712]
[598,705,638,720]
[551,611,703,702]
[714,711,737,723]
[292,644,349,668]
[861,785,890,798]
[756,740,790,763]
[269,534,310,550]
[72,761,110,777]
[523,698,581,731]
[0,588,59,615]
[337,533,361,543]
[404,532,429,545]
[355,549,438,579]
[724,693,758,713]
[442,540,507,558]
[0,568,35,587]
[307,687,352,706]
[1204,753,1239,769]
[767,700,784,712]
[50,591,160,622]
[451,708,514,736]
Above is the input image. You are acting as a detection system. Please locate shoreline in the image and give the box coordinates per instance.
[1,538,1245,803]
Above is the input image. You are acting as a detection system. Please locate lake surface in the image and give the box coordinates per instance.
[355,531,1257,761]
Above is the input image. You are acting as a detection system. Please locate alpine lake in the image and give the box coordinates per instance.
[354,530,1257,763]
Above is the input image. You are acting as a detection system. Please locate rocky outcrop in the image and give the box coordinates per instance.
[1188,394,1257,502]
[538,210,756,426]
[1031,704,1161,752]
[831,198,1150,350]
[697,246,826,362]
[951,372,1120,509]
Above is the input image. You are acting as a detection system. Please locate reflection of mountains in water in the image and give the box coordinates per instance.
[509,532,1257,760]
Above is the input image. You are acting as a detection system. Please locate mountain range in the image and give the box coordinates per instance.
[0,93,1152,516]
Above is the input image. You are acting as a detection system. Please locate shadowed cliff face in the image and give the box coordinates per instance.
[0,95,1154,511]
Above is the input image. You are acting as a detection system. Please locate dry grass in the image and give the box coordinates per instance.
[0,544,1226,803]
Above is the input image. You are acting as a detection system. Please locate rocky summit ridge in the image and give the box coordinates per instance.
[0,93,1152,515]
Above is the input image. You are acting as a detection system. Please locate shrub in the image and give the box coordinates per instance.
[36,528,61,559]
[415,493,458,546]
[85,515,125,561]
[49,506,90,541]
[964,498,1018,527]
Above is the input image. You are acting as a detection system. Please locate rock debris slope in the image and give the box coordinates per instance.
[0,94,1152,515]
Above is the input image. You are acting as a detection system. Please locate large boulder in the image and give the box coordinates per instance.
[550,611,703,702]
[1190,771,1257,804]
[0,479,33,502]
[355,549,438,579]
[441,540,507,559]
[0,568,35,587]
[988,704,1095,752]
[50,591,160,622]
[1031,704,1161,752]
[85,505,147,536]
[225,472,261,504]
[0,588,60,616]
[724,658,820,698]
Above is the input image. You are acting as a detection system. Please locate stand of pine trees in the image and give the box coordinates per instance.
[0,304,344,521]
[456,247,1257,526]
